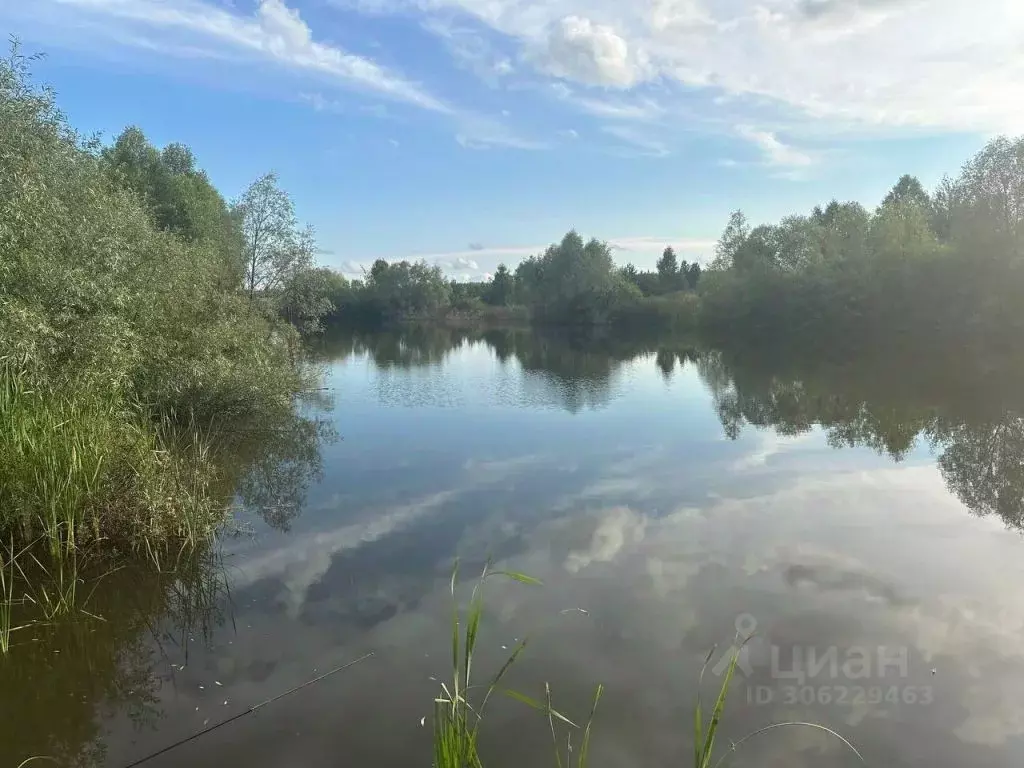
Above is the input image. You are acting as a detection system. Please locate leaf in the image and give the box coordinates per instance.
[490,570,543,586]
[502,688,579,729]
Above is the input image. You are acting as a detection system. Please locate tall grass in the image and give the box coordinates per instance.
[0,538,36,655]
[434,563,866,768]
[0,356,225,556]
[432,560,549,768]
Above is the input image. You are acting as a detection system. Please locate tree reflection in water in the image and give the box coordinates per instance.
[321,325,1024,530]
[688,342,1024,531]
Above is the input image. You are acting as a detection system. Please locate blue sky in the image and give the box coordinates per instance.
[3,0,1018,279]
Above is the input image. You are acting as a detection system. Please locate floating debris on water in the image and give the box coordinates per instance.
[559,608,589,615]
[420,717,426,727]
[215,681,223,686]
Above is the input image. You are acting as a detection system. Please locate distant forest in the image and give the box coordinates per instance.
[319,138,1024,350]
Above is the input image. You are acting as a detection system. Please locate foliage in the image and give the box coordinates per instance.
[485,264,514,306]
[360,258,453,320]
[235,172,311,297]
[102,127,245,289]
[515,231,639,325]
[610,292,700,333]
[0,45,323,552]
[698,137,1024,348]
[656,246,678,283]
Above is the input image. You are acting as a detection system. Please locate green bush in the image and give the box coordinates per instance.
[611,292,700,333]
[0,46,308,552]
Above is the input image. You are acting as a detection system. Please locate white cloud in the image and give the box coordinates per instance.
[564,506,647,573]
[647,0,714,31]
[47,0,450,112]
[422,17,515,86]
[549,83,664,121]
[436,255,480,272]
[610,235,716,252]
[299,92,340,112]
[601,124,670,157]
[538,15,649,88]
[339,260,368,276]
[454,113,549,149]
[736,124,814,167]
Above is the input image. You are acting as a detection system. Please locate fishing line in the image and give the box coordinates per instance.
[119,651,374,768]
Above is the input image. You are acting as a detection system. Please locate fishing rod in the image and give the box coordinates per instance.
[119,651,375,768]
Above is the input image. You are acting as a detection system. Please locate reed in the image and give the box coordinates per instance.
[0,356,227,556]
[0,539,14,654]
[431,562,865,768]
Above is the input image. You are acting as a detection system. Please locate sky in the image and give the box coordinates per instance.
[3,0,1021,279]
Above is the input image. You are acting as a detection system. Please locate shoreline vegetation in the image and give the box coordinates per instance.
[322,136,1024,354]
[1,46,332,564]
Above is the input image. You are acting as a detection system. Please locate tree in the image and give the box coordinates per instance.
[869,199,940,262]
[102,126,163,206]
[160,143,195,175]
[686,262,701,289]
[234,172,315,300]
[102,127,245,289]
[278,265,335,334]
[733,224,782,272]
[524,230,630,324]
[513,255,545,305]
[930,175,960,243]
[882,175,931,211]
[362,259,451,318]
[949,136,1024,255]
[711,210,750,270]
[656,246,678,286]
[486,264,514,306]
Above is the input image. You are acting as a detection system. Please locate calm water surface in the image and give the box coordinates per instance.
[5,329,1024,767]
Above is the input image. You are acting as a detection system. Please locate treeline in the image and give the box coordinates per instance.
[700,139,1024,348]
[320,235,704,332]
[320,135,1024,350]
[0,48,330,552]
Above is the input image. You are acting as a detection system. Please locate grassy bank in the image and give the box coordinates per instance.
[0,357,225,553]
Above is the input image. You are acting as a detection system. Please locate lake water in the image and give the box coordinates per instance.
[5,328,1024,768]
